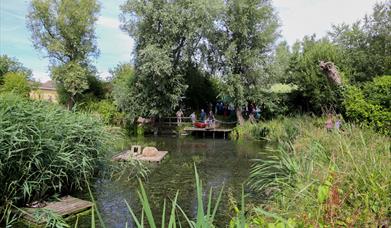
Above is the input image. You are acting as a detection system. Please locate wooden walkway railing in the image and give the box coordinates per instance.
[158,117,237,127]
[159,117,192,126]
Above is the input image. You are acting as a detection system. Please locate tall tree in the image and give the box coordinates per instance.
[329,1,391,83]
[120,0,222,119]
[269,41,291,83]
[211,0,279,124]
[27,0,100,109]
[287,36,347,113]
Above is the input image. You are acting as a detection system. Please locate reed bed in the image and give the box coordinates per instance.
[248,117,390,226]
[0,93,110,224]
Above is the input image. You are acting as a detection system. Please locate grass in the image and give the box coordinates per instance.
[125,165,225,227]
[247,116,391,226]
[2,93,388,227]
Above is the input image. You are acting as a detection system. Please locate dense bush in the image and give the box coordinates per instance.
[0,72,31,97]
[82,99,125,126]
[0,55,32,85]
[230,117,300,142]
[287,38,347,113]
[0,94,109,222]
[343,76,391,135]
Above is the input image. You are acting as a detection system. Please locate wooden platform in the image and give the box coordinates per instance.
[21,196,92,225]
[184,127,232,139]
[112,146,168,163]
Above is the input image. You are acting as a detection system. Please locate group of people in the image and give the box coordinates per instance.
[176,109,215,127]
[190,109,215,127]
[325,113,342,131]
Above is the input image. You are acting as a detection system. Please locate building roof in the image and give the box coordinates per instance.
[39,80,56,91]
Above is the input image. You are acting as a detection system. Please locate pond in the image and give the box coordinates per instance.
[82,136,267,227]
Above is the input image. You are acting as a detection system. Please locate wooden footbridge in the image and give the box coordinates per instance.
[183,127,233,139]
[142,116,236,138]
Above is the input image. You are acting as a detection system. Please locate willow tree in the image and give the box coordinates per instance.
[211,0,279,124]
[27,0,100,109]
[120,0,222,119]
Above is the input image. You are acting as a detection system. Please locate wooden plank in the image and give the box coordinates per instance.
[183,127,232,132]
[112,150,168,163]
[22,196,92,224]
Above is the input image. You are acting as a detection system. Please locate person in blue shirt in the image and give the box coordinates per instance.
[200,109,206,122]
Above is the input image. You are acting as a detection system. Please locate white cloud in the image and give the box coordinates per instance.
[33,71,50,82]
[273,0,380,44]
[99,70,112,80]
[97,16,121,29]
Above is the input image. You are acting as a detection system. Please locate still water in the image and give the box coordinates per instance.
[83,137,266,227]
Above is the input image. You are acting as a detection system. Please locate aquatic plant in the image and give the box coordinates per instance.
[249,117,391,226]
[0,93,109,224]
[125,165,224,227]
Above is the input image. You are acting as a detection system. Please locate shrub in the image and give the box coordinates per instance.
[0,72,31,97]
[0,94,109,222]
[231,117,300,142]
[82,99,124,126]
[343,77,391,135]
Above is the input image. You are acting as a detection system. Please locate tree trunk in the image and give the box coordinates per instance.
[66,95,74,110]
[236,108,245,126]
[319,61,342,86]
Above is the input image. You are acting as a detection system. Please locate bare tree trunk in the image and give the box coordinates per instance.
[66,95,74,110]
[319,61,342,86]
[236,108,245,126]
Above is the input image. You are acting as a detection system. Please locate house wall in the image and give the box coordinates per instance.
[30,89,58,103]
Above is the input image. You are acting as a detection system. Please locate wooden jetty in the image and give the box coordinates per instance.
[183,127,232,139]
[112,146,168,163]
[21,196,92,225]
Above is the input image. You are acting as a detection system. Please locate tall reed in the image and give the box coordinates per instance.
[0,93,110,224]
[248,117,390,226]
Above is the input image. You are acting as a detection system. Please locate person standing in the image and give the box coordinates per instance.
[190,112,196,124]
[176,109,183,125]
[200,109,206,122]
[208,111,215,127]
[325,114,333,132]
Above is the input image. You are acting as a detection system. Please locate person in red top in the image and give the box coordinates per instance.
[325,114,333,132]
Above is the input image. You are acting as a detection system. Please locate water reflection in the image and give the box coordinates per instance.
[91,137,265,227]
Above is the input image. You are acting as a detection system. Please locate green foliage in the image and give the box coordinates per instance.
[183,65,219,110]
[27,0,100,108]
[0,55,32,84]
[287,37,346,113]
[269,41,292,83]
[216,0,279,109]
[0,72,31,97]
[51,61,90,97]
[125,165,224,227]
[137,45,187,117]
[231,117,300,142]
[343,77,391,135]
[111,63,134,108]
[362,75,391,108]
[82,100,124,126]
[248,117,390,226]
[120,0,222,118]
[0,93,109,223]
[329,2,391,83]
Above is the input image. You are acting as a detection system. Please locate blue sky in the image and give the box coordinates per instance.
[0,0,379,82]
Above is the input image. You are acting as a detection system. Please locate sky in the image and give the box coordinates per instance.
[0,0,380,82]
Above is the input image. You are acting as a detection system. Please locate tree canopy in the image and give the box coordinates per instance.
[27,0,100,108]
[0,55,32,85]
